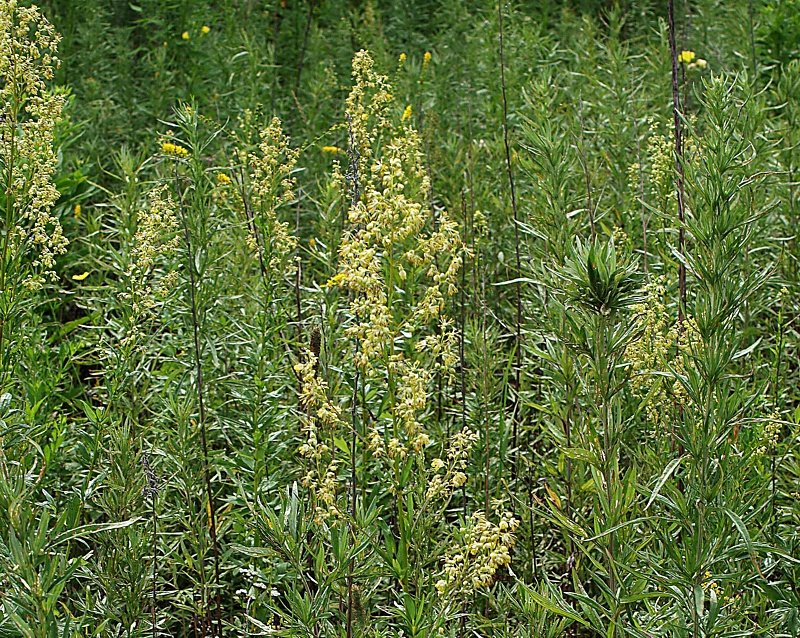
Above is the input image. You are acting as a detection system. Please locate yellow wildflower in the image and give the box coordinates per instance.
[402,104,413,122]
[423,51,432,65]
[325,272,347,287]
[216,172,232,185]
[322,145,342,154]
[161,141,189,158]
[181,31,190,40]
[399,52,407,63]
[72,271,90,281]
[678,50,695,64]
[74,204,82,218]
[201,25,210,34]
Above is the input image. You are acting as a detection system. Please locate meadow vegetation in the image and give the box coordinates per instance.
[1,0,799,635]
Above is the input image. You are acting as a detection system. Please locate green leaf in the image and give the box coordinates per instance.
[646,456,683,511]
[50,517,141,547]
[520,582,587,626]
[724,508,763,576]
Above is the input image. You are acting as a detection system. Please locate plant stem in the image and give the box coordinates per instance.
[668,0,687,325]
[176,168,222,638]
[498,0,522,484]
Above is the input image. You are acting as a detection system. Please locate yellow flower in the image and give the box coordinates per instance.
[423,51,432,65]
[161,141,189,158]
[181,31,190,40]
[72,271,90,281]
[201,25,210,34]
[678,50,695,64]
[399,52,407,63]
[402,105,413,122]
[322,145,342,154]
[325,272,347,287]
[74,204,81,218]
[216,172,232,185]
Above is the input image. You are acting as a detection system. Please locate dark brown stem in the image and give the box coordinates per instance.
[295,198,303,345]
[460,191,468,439]
[295,0,317,93]
[498,0,522,486]
[748,0,757,79]
[344,112,361,638]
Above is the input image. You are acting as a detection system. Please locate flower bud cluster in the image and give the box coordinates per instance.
[243,116,299,275]
[294,348,345,524]
[119,184,180,345]
[328,51,463,466]
[755,412,781,456]
[435,510,519,597]
[1,0,67,288]
[426,428,478,500]
[627,278,701,428]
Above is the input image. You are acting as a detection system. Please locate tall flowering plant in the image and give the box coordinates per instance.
[0,0,66,386]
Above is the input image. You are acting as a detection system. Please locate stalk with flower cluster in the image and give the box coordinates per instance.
[0,0,65,387]
[316,51,501,611]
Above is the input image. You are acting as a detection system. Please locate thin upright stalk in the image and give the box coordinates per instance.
[577,95,595,239]
[597,317,616,601]
[748,0,757,79]
[460,191,468,438]
[498,0,523,484]
[668,0,687,324]
[668,0,688,476]
[235,166,303,389]
[771,296,785,540]
[0,80,18,387]
[142,452,159,638]
[344,112,361,638]
[347,335,359,638]
[634,115,648,272]
[176,169,222,637]
[295,197,303,346]
[295,0,317,93]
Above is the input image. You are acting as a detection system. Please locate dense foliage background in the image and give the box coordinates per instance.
[1,0,799,636]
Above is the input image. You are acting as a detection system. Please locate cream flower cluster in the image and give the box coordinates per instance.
[426,428,478,500]
[632,117,703,208]
[295,348,345,524]
[121,187,180,337]
[435,510,519,597]
[328,51,463,464]
[756,411,781,456]
[244,116,299,275]
[331,51,462,367]
[119,185,180,345]
[626,278,701,429]
[1,0,67,289]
